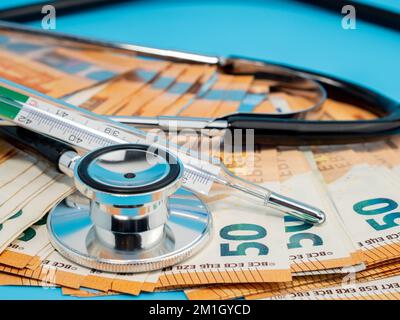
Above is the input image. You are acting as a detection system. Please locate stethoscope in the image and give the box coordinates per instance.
[0,21,398,147]
[55,144,212,273]
[0,125,212,273]
[0,20,398,273]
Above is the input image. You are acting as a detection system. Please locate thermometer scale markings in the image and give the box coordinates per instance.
[17,107,125,149]
[185,170,208,185]
[0,90,217,194]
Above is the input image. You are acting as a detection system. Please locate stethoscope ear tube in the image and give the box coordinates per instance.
[234,130,399,146]
[0,125,74,168]
[225,115,400,145]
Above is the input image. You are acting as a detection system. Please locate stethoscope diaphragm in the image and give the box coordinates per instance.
[47,144,212,273]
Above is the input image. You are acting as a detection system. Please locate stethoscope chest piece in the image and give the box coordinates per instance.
[47,144,212,273]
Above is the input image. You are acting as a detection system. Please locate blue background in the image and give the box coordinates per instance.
[0,0,398,299]
[355,0,400,13]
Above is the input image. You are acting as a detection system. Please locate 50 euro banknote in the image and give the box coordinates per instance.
[183,148,365,300]
[262,274,400,300]
[0,147,290,293]
[157,147,291,288]
[0,220,161,296]
[0,29,140,98]
[277,148,363,274]
[5,253,160,296]
[186,257,400,300]
[0,140,75,253]
[312,146,400,265]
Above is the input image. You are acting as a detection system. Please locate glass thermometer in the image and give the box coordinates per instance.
[0,78,325,224]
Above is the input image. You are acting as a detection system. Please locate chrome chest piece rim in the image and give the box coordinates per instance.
[47,144,212,273]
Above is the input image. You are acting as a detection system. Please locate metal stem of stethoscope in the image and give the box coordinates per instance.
[109,115,229,131]
[49,144,212,273]
[0,21,220,65]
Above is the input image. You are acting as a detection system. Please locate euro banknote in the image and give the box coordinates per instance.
[157,147,291,288]
[262,274,400,300]
[0,30,139,98]
[312,146,400,265]
[277,148,363,273]
[0,36,398,300]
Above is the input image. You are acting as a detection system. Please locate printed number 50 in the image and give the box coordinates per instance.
[353,198,400,231]
[220,224,269,256]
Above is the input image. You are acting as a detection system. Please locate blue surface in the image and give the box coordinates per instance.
[0,0,48,10]
[0,286,186,300]
[355,0,400,13]
[23,0,400,102]
[0,0,398,299]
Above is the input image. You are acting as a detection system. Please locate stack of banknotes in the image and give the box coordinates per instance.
[0,29,398,300]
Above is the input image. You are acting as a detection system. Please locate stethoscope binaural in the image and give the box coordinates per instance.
[0,21,399,147]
